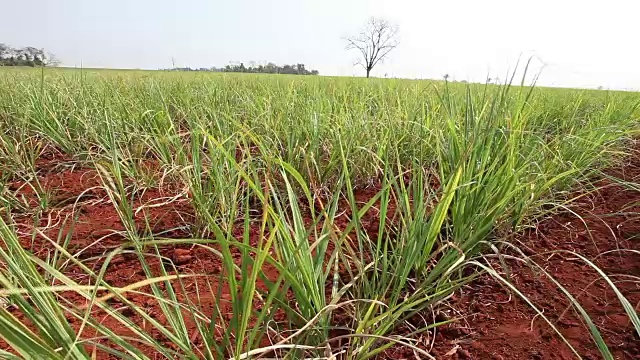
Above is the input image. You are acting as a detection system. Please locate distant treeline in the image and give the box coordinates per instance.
[0,44,58,67]
[167,62,319,75]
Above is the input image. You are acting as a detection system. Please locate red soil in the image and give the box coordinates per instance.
[422,159,640,359]
[1,149,639,359]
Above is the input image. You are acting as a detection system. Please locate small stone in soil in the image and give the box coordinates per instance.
[172,248,193,265]
[457,348,471,359]
[529,350,542,360]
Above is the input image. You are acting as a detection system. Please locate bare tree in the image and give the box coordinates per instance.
[345,17,399,78]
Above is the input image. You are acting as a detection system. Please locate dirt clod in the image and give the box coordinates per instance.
[457,348,471,359]
[172,248,193,265]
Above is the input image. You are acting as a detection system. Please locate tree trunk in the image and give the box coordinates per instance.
[366,68,371,78]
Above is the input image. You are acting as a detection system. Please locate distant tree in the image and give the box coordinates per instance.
[0,43,59,67]
[345,17,399,78]
[265,62,277,73]
[44,52,61,66]
[443,74,450,81]
[171,61,319,75]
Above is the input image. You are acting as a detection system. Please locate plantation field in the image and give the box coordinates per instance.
[0,67,639,359]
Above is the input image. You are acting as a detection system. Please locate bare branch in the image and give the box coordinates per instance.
[344,17,399,78]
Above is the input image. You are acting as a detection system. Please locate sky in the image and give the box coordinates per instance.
[1,0,639,90]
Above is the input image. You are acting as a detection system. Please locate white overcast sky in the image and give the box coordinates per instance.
[1,0,639,89]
